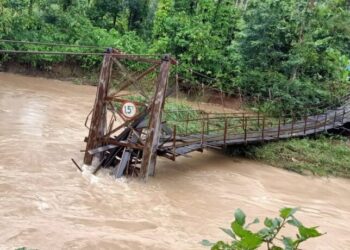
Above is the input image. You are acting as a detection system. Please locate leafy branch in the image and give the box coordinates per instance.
[201,207,324,250]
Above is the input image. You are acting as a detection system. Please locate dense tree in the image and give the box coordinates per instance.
[88,0,123,29]
[233,0,350,114]
[0,0,349,115]
[127,0,149,33]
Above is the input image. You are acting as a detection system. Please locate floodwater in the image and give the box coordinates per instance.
[0,72,350,250]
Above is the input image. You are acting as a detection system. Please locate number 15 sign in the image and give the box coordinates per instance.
[121,102,138,119]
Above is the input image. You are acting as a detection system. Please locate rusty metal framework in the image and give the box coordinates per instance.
[83,48,176,179]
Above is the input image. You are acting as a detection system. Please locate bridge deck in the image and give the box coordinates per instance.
[158,104,350,158]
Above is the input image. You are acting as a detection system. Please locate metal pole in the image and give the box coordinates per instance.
[224,118,228,148]
[172,125,177,161]
[277,117,281,139]
[244,117,247,144]
[262,116,265,141]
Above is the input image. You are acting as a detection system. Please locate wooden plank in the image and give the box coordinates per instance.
[172,125,177,160]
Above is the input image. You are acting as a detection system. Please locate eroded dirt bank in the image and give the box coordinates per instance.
[0,72,350,249]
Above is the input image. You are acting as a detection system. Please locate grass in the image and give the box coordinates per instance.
[226,135,350,178]
[163,101,203,135]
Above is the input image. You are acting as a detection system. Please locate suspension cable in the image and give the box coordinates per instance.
[0,50,165,60]
[0,49,105,56]
[0,39,163,57]
[0,39,108,49]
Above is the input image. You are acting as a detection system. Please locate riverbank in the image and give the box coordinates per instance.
[226,135,350,178]
[0,62,100,85]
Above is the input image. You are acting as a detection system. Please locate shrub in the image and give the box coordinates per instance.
[202,207,323,250]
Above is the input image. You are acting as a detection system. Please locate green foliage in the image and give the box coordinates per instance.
[0,0,148,70]
[228,135,350,178]
[0,0,349,115]
[163,100,202,134]
[234,0,350,115]
[202,207,323,250]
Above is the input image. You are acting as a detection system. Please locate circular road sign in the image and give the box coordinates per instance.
[121,102,137,119]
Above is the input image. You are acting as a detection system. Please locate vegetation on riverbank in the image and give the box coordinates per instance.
[226,135,350,178]
[1,0,349,115]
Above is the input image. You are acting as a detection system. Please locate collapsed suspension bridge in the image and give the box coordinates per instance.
[81,49,350,180]
[1,43,349,180]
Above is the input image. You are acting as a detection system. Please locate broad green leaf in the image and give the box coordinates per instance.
[287,216,302,227]
[231,221,251,238]
[234,208,246,226]
[238,233,263,250]
[231,221,263,249]
[282,237,295,250]
[220,227,236,239]
[299,226,323,240]
[200,239,214,247]
[280,207,298,219]
[264,217,273,228]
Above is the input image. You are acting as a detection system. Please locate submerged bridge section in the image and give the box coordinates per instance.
[82,50,350,180]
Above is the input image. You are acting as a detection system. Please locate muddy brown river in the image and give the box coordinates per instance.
[0,72,350,249]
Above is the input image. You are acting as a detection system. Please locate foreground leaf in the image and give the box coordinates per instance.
[299,226,323,240]
[264,217,273,228]
[237,233,263,250]
[220,227,236,239]
[287,216,302,227]
[282,237,295,250]
[234,208,246,226]
[280,207,298,219]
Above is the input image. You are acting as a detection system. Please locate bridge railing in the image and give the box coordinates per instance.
[162,106,350,156]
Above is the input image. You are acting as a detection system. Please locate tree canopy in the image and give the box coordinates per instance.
[0,0,349,114]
